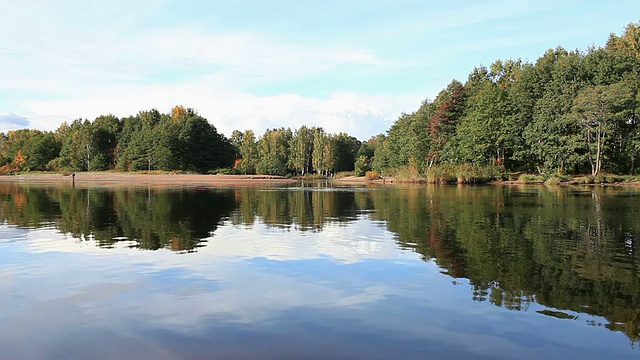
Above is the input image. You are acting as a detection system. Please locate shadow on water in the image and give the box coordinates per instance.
[1,182,639,344]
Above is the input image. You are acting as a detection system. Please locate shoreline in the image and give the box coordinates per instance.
[0,173,297,188]
[1,173,638,188]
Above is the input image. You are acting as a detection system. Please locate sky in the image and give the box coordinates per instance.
[0,1,638,140]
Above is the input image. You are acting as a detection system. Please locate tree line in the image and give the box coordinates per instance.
[1,21,639,177]
[375,21,640,177]
[0,106,365,176]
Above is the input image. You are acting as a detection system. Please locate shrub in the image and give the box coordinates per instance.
[544,177,560,185]
[365,170,381,181]
[519,174,544,184]
[334,171,354,179]
[208,168,240,175]
[303,173,326,180]
[0,162,21,175]
[426,164,503,184]
[354,156,370,177]
[394,164,422,182]
[426,165,455,184]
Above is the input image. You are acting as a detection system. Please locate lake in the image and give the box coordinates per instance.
[1,181,639,359]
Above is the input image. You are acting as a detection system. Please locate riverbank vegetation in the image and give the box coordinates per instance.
[2,22,639,182]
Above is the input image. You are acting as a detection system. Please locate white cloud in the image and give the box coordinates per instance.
[0,3,418,140]
[23,217,413,265]
[21,83,421,139]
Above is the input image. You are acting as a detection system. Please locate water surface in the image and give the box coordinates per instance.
[1,182,639,359]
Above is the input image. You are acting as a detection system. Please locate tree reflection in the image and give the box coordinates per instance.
[0,184,236,252]
[0,182,639,343]
[369,185,640,344]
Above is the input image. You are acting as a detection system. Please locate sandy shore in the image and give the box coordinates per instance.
[0,173,297,188]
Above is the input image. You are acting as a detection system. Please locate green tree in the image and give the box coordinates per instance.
[257,128,291,175]
[312,129,336,175]
[428,80,466,168]
[230,130,243,160]
[572,82,636,175]
[173,112,233,172]
[58,119,97,171]
[238,130,259,174]
[23,132,61,171]
[288,125,314,175]
[91,114,121,170]
[354,155,370,176]
[332,132,360,173]
[522,48,588,174]
[123,110,164,171]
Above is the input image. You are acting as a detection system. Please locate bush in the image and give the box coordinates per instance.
[208,168,240,175]
[544,177,560,185]
[426,164,503,184]
[519,174,544,184]
[426,165,455,184]
[394,164,422,182]
[46,157,64,172]
[365,171,381,181]
[303,173,326,180]
[334,171,354,179]
[0,162,21,175]
[354,155,370,176]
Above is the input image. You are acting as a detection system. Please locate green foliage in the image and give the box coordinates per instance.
[113,107,234,173]
[332,133,360,173]
[394,162,422,182]
[354,155,371,176]
[426,164,504,184]
[237,130,259,174]
[375,21,640,178]
[311,129,335,176]
[571,82,636,175]
[208,168,240,175]
[334,171,354,179]
[519,174,545,184]
[288,125,314,175]
[302,173,326,180]
[256,128,291,176]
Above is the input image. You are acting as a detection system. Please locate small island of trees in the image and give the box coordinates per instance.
[2,21,640,183]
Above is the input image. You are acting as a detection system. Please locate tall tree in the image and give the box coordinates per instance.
[288,125,314,175]
[23,132,61,171]
[522,48,588,174]
[238,130,259,174]
[92,114,121,170]
[572,82,636,175]
[312,129,336,175]
[257,128,291,175]
[230,130,243,160]
[428,80,466,168]
[332,132,360,173]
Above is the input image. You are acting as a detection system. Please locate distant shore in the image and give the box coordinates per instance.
[0,173,297,188]
[1,173,638,188]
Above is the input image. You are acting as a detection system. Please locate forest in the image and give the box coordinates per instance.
[1,21,639,179]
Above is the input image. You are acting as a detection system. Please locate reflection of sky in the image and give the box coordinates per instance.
[0,222,637,359]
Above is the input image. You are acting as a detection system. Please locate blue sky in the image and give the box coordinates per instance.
[0,1,637,140]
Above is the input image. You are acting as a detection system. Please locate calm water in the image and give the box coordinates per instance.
[1,182,639,359]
